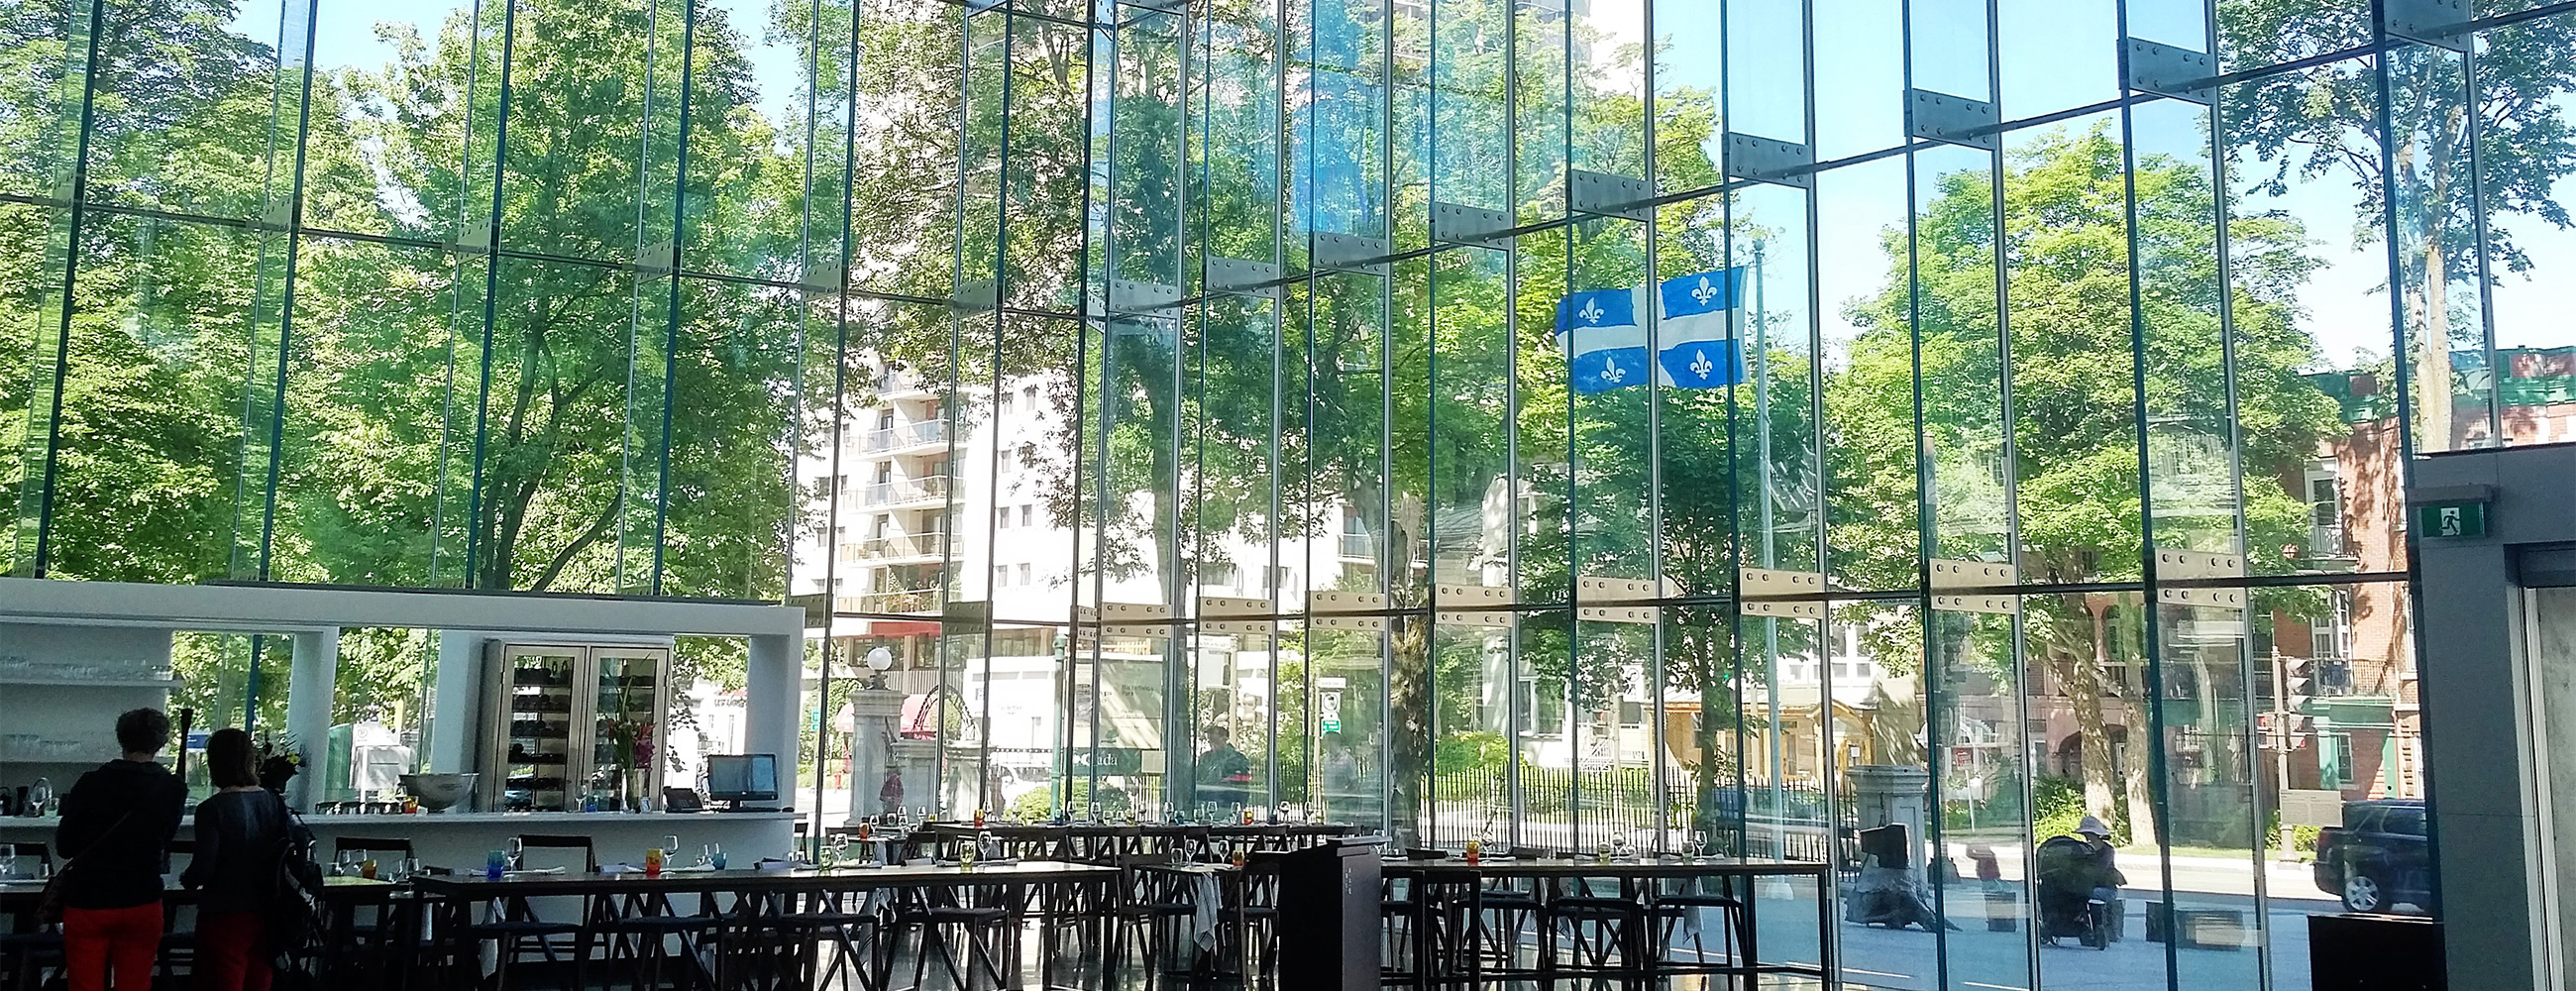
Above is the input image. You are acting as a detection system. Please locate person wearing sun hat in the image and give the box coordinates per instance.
[2073,816,2127,929]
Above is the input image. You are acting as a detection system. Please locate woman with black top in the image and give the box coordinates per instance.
[54,708,187,991]
[181,728,287,991]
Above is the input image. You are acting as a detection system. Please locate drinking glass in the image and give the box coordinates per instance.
[505,837,524,871]
[397,857,421,882]
[0,843,15,879]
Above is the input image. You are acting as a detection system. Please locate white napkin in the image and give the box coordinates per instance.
[756,859,805,871]
[502,866,567,876]
[1192,873,1223,950]
[664,862,717,873]
[597,864,641,875]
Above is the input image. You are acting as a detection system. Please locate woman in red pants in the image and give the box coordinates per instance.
[54,709,188,991]
[182,729,290,991]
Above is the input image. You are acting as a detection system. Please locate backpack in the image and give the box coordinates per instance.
[2035,834,2095,890]
[265,795,328,969]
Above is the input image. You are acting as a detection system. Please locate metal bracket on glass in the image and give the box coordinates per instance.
[1435,584,1515,628]
[1570,169,1656,222]
[258,199,294,234]
[636,240,677,276]
[2120,37,2214,105]
[1118,0,1187,11]
[1104,278,1182,316]
[2382,0,2469,49]
[1928,559,2018,615]
[2152,547,2243,581]
[1205,257,1284,299]
[1723,133,1815,190]
[1575,575,1670,624]
[1431,201,1514,249]
[954,279,999,313]
[943,599,991,634]
[801,261,843,297]
[2152,547,2246,609]
[1905,88,1999,151]
[1309,591,1388,632]
[1738,568,1826,619]
[1310,231,1391,275]
[1198,595,1273,636]
[452,220,493,254]
[2157,586,2246,609]
[965,0,1004,11]
[1080,602,1174,638]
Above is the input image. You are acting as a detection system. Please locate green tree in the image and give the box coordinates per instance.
[2222,4,2576,448]
[1838,125,2338,829]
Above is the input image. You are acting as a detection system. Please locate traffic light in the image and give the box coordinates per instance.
[2284,657,2315,713]
[2279,657,2316,749]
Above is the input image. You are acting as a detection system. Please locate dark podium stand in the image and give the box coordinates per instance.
[2310,914,2443,990]
[1268,836,1384,991]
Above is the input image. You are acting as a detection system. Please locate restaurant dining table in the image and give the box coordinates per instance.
[409,859,1123,990]
[1125,861,1262,983]
[0,872,402,917]
[910,820,1358,862]
[2,874,407,989]
[1374,854,1834,988]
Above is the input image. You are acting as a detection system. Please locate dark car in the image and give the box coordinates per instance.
[2312,799,2431,913]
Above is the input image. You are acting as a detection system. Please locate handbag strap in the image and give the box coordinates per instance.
[56,809,140,873]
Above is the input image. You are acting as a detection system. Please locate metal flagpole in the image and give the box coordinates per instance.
[1754,242,1784,826]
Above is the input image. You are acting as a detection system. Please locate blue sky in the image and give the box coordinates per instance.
[230,0,2571,369]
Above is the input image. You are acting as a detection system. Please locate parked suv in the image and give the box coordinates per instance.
[2312,799,2431,913]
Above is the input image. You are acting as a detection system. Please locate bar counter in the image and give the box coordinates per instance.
[0,810,799,871]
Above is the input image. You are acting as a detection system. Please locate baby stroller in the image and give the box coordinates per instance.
[2035,835,2118,948]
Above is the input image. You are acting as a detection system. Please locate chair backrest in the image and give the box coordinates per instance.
[334,836,415,857]
[517,833,596,872]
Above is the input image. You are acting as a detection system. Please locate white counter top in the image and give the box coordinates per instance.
[0,811,798,829]
[301,811,800,826]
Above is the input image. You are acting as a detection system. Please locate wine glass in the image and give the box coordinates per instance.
[1609,833,1629,860]
[505,837,524,871]
[0,843,15,880]
[1689,829,1710,860]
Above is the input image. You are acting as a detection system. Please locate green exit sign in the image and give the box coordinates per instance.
[2416,500,2488,539]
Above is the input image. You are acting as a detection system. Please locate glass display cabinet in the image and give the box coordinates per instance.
[479,642,674,812]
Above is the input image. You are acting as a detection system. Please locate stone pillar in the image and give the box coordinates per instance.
[1846,763,1930,852]
[844,688,905,825]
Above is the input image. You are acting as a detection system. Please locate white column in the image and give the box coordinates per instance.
[744,632,801,808]
[284,628,339,812]
[429,631,485,774]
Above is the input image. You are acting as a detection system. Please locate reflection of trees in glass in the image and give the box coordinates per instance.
[1839,125,2338,831]
[2224,4,2576,445]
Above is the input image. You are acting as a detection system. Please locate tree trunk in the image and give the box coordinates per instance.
[2058,593,2121,826]
[1386,495,1431,847]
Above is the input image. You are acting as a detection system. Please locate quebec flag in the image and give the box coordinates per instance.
[1553,267,1746,393]
[1552,285,1650,394]
[1655,267,1745,389]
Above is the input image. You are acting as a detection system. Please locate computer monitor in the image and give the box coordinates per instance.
[704,753,780,807]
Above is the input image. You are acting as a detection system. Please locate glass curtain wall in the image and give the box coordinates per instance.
[11,0,2571,984]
